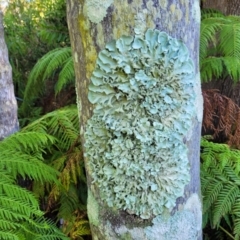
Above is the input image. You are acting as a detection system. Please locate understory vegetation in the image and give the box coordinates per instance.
[2,1,240,239]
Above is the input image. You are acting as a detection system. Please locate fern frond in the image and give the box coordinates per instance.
[71,220,91,239]
[55,57,74,95]
[202,177,223,214]
[202,90,240,148]
[222,56,240,82]
[200,17,223,61]
[200,12,240,82]
[15,216,69,240]
[201,9,225,20]
[0,131,55,153]
[0,231,19,240]
[21,47,73,113]
[213,184,240,227]
[0,174,38,206]
[201,56,224,81]
[219,16,240,58]
[23,105,79,150]
[42,47,72,81]
[201,138,240,238]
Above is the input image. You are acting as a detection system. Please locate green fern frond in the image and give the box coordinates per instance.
[55,57,74,95]
[200,12,240,82]
[2,106,85,239]
[21,47,74,113]
[201,8,225,20]
[0,131,55,153]
[0,175,38,206]
[58,185,81,220]
[200,18,223,61]
[213,184,240,227]
[201,138,240,238]
[42,47,72,81]
[219,16,240,57]
[0,132,59,181]
[15,216,69,240]
[23,106,79,151]
[0,231,19,240]
[202,178,223,214]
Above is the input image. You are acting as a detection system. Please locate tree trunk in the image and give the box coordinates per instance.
[201,0,240,106]
[67,0,203,239]
[202,0,240,15]
[0,11,19,140]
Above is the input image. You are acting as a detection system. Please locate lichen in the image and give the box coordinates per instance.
[192,0,201,24]
[87,190,100,226]
[184,193,202,231]
[144,210,198,240]
[159,0,167,9]
[83,0,113,24]
[194,72,203,122]
[116,226,147,240]
[85,29,196,219]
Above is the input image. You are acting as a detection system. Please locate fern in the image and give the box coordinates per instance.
[200,11,240,82]
[0,135,68,239]
[0,105,91,238]
[21,47,74,113]
[17,105,90,239]
[55,57,75,94]
[202,90,240,149]
[201,137,240,238]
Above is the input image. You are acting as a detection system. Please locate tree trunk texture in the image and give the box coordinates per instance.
[201,0,240,106]
[202,0,240,15]
[0,12,19,140]
[67,0,202,239]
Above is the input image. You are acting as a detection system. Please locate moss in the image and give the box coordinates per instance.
[78,16,98,80]
[85,29,196,219]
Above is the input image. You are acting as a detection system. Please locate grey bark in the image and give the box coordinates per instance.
[0,11,19,140]
[67,0,202,239]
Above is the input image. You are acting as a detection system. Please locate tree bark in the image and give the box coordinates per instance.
[0,11,19,140]
[67,0,202,239]
[202,0,240,15]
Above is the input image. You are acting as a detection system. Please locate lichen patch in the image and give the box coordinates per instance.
[84,0,113,24]
[85,29,196,219]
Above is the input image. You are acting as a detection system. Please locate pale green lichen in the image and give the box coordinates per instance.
[85,29,196,219]
[194,72,203,123]
[184,193,202,231]
[192,0,201,24]
[144,210,198,240]
[159,0,167,9]
[87,190,99,226]
[116,226,147,240]
[83,0,113,24]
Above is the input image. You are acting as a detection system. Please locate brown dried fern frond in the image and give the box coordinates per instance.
[202,89,240,148]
